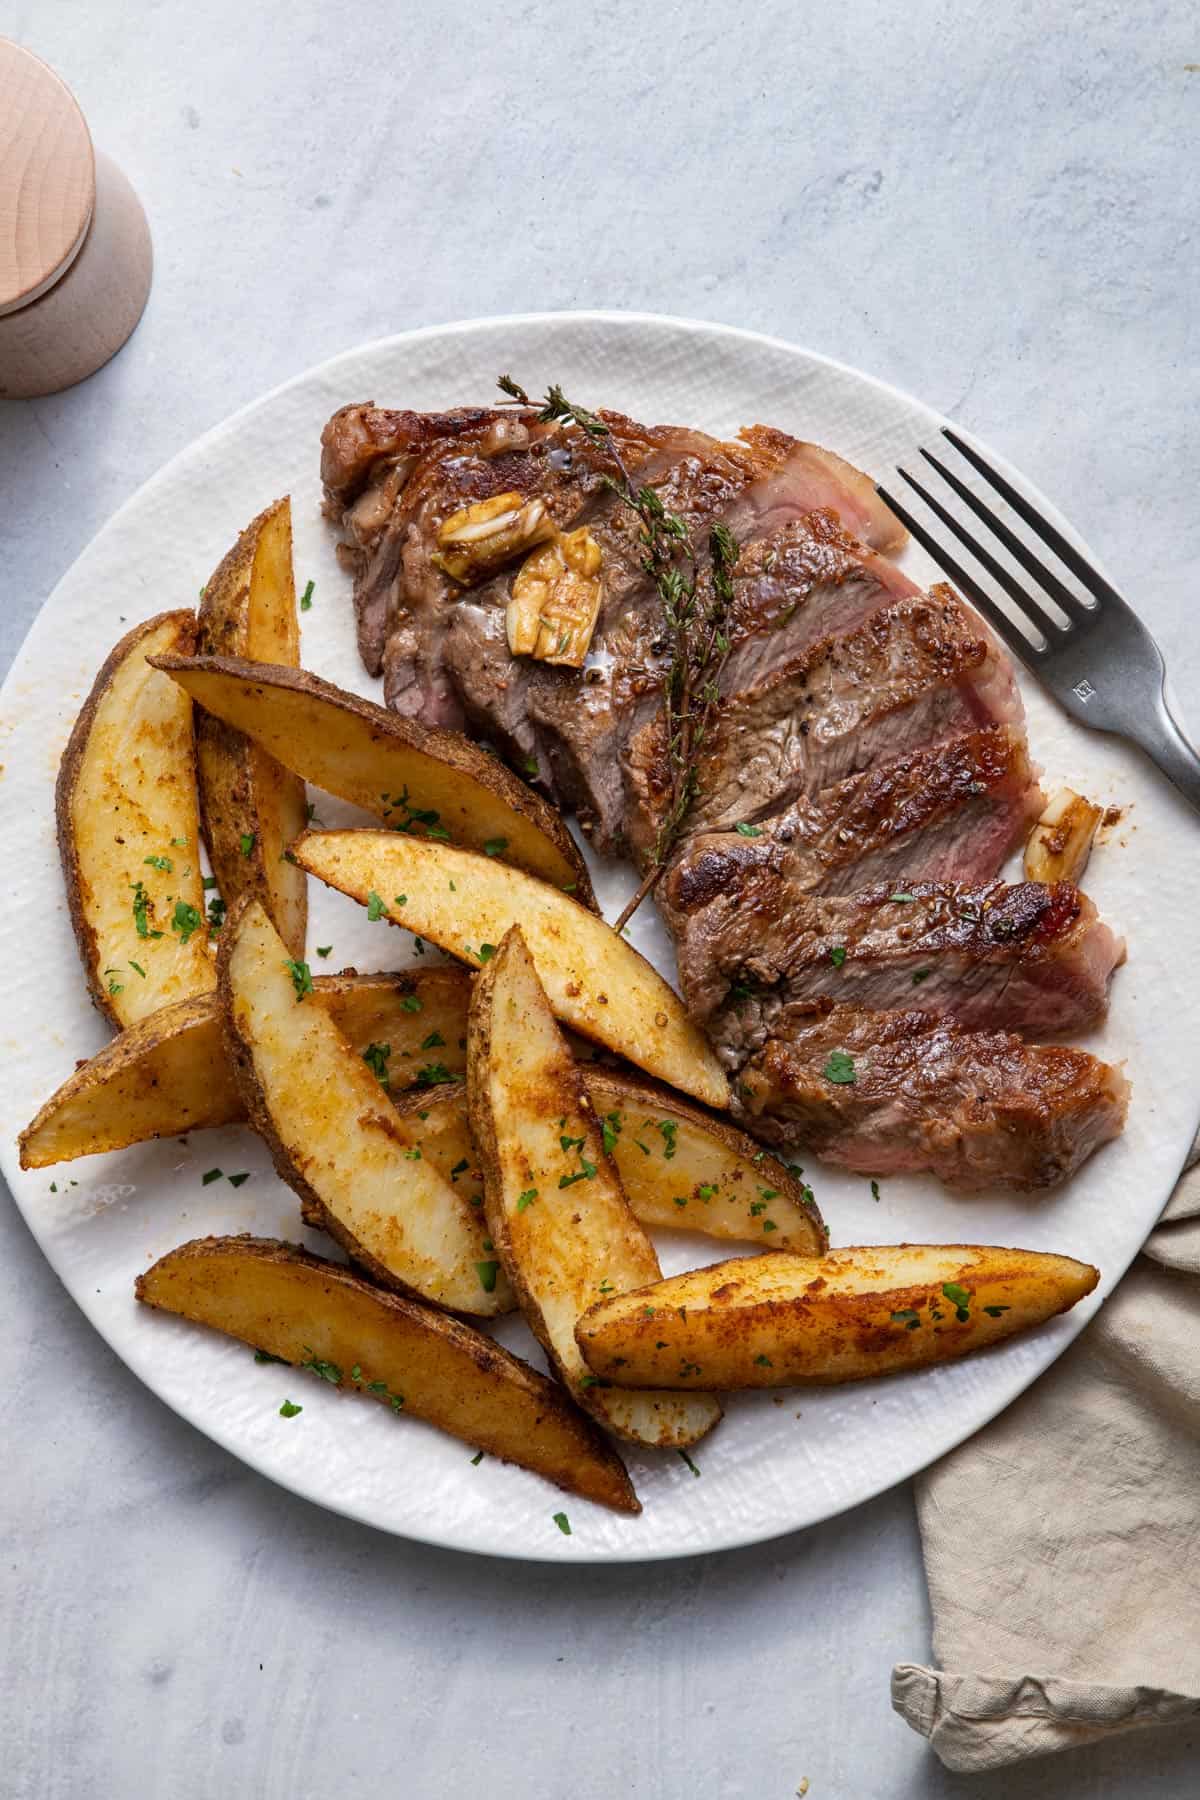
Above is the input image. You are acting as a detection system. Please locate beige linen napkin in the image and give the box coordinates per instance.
[892,1137,1200,1771]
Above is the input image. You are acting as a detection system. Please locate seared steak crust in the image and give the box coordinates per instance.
[734,998,1129,1191]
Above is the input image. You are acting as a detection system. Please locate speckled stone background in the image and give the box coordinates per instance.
[1,3,1197,1795]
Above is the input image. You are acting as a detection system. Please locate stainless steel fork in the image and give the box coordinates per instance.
[877,430,1200,815]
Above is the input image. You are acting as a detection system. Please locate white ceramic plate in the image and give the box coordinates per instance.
[3,312,1197,1563]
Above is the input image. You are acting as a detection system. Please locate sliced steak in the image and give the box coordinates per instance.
[687,879,1124,1060]
[732,997,1129,1191]
[625,584,1022,855]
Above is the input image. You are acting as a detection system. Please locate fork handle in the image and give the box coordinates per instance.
[1136,689,1200,816]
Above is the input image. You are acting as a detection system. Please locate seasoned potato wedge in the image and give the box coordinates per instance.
[468,927,722,1449]
[575,1244,1100,1388]
[152,653,595,906]
[57,611,215,1027]
[18,968,472,1168]
[585,1071,827,1254]
[136,1236,637,1514]
[294,830,728,1110]
[221,900,512,1317]
[195,499,308,955]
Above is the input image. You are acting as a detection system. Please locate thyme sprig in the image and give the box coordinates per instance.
[496,376,738,926]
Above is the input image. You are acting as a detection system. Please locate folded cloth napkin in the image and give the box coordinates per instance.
[892,1136,1200,1772]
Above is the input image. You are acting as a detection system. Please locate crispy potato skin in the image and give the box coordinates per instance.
[219,900,512,1316]
[151,651,596,908]
[195,499,308,957]
[56,610,215,1027]
[467,926,721,1449]
[18,968,473,1168]
[293,829,728,1109]
[136,1235,638,1514]
[575,1246,1100,1388]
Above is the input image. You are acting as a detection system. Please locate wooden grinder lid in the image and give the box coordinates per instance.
[0,39,96,316]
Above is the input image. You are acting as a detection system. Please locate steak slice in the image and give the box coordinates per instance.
[665,724,1043,922]
[624,584,1022,855]
[686,880,1124,1060]
[732,997,1129,1191]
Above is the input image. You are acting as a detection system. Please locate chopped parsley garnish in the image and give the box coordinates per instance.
[228,1172,250,1188]
[754,1353,773,1367]
[677,1450,701,1478]
[658,1120,678,1160]
[679,1360,702,1377]
[206,894,227,935]
[394,894,407,907]
[201,1168,223,1185]
[830,945,847,968]
[316,945,332,958]
[749,1198,768,1217]
[415,1062,455,1087]
[420,1030,445,1049]
[475,1260,500,1293]
[734,822,762,837]
[602,1112,622,1156]
[911,967,933,985]
[983,1304,1011,1318]
[366,890,388,921]
[239,833,256,858]
[477,943,496,963]
[517,1188,538,1211]
[129,960,146,978]
[172,900,203,944]
[552,1511,571,1535]
[143,854,173,872]
[758,1186,779,1201]
[400,994,422,1013]
[170,836,188,848]
[523,756,539,776]
[889,892,915,903]
[470,1450,484,1466]
[130,881,162,939]
[942,1282,972,1322]
[560,1133,584,1153]
[107,975,124,996]
[285,958,313,1001]
[823,1050,856,1085]
[202,875,219,890]
[450,1159,469,1180]
[870,1180,881,1202]
[761,1219,777,1232]
[300,1348,341,1384]
[403,1146,422,1161]
[483,838,508,857]
[278,1399,303,1418]
[254,1349,287,1365]
[891,1309,921,1330]
[558,1163,597,1188]
[673,1195,688,1208]
[300,580,314,611]
[362,1042,391,1087]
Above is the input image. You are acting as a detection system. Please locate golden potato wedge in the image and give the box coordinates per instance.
[575,1244,1100,1388]
[468,926,722,1449]
[585,1071,827,1255]
[293,830,728,1110]
[151,653,595,907]
[136,1236,637,1514]
[195,499,308,955]
[221,900,512,1317]
[57,611,216,1027]
[18,968,472,1169]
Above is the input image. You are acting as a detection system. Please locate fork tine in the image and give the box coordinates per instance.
[919,446,1091,623]
[941,428,1127,610]
[875,483,1046,666]
[893,465,1066,645]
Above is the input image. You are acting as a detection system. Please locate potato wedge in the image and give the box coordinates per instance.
[18,968,472,1168]
[585,1071,827,1255]
[221,899,512,1316]
[151,653,595,907]
[57,611,216,1027]
[195,499,308,955]
[294,830,728,1110]
[575,1244,1100,1388]
[136,1236,637,1514]
[468,926,722,1449]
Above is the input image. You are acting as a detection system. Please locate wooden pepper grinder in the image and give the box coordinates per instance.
[0,39,152,399]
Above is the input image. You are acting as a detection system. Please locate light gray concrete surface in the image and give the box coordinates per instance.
[1,3,1197,1794]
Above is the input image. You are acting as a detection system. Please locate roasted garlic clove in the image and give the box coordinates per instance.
[1024,789,1104,885]
[506,527,604,666]
[433,491,555,585]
